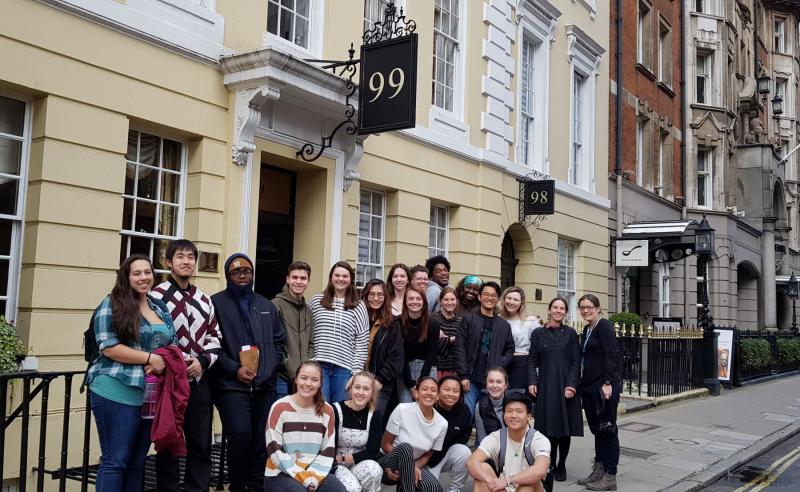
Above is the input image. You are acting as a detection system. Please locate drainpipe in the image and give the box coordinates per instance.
[679,0,686,204]
[683,206,691,325]
[615,0,624,312]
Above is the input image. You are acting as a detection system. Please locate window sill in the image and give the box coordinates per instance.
[690,102,725,112]
[428,107,470,143]
[635,63,657,81]
[657,82,676,98]
[262,32,314,60]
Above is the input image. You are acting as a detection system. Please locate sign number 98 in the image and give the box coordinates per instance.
[529,191,548,204]
[368,68,405,103]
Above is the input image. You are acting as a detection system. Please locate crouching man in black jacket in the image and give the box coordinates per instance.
[210,253,286,492]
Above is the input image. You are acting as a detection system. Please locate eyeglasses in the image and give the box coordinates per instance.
[579,305,596,311]
[481,292,499,300]
[229,268,253,278]
[367,292,385,299]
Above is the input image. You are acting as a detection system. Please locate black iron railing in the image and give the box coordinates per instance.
[735,329,800,383]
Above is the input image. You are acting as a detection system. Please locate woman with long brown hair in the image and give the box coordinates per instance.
[396,288,440,403]
[432,286,461,378]
[499,286,542,390]
[364,280,404,420]
[264,361,346,492]
[86,254,177,491]
[310,261,370,403]
[386,263,411,316]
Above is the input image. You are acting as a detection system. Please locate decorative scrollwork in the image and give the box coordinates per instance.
[363,1,417,45]
[296,45,360,163]
[519,170,553,229]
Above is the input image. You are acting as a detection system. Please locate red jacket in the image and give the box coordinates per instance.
[151,345,190,455]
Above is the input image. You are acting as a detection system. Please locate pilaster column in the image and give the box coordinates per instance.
[762,218,777,329]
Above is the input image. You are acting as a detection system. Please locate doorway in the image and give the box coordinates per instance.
[255,165,296,299]
[500,231,518,290]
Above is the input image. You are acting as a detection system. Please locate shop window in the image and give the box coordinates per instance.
[357,189,385,288]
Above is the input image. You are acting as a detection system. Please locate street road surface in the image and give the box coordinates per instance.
[705,432,800,491]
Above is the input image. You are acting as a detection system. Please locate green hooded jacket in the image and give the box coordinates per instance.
[272,284,314,381]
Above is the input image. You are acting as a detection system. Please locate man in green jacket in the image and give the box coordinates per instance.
[272,261,314,398]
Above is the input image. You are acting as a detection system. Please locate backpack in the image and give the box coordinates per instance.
[80,308,100,393]
[497,427,554,492]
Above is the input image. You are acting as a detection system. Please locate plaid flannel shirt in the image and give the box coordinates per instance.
[86,295,177,391]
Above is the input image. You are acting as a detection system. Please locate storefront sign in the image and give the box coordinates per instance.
[652,317,682,334]
[358,34,418,135]
[715,327,734,382]
[522,179,555,216]
[615,239,649,267]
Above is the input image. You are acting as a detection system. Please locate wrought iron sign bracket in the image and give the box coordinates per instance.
[296,1,416,163]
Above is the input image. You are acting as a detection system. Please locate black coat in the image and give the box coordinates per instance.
[453,313,515,383]
[210,289,286,393]
[527,325,583,437]
[367,322,404,388]
[581,318,620,388]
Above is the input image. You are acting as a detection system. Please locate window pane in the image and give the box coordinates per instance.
[295,17,309,48]
[0,137,22,176]
[437,229,446,248]
[135,201,156,234]
[0,179,18,215]
[698,176,706,206]
[371,193,383,215]
[281,0,294,8]
[429,227,436,247]
[437,206,446,224]
[122,198,134,231]
[358,238,369,261]
[126,131,138,161]
[129,236,151,257]
[162,139,181,171]
[139,133,160,166]
[161,171,180,204]
[370,240,381,263]
[0,258,8,296]
[267,1,279,34]
[0,219,11,256]
[154,239,171,271]
[359,215,370,237]
[360,191,371,212]
[0,300,6,318]
[296,0,309,17]
[136,166,159,200]
[125,164,136,196]
[0,96,25,137]
[371,217,382,239]
[280,7,294,41]
[159,204,178,236]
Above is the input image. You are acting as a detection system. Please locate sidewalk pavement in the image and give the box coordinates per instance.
[556,374,800,491]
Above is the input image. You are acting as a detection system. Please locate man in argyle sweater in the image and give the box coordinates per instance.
[150,239,222,492]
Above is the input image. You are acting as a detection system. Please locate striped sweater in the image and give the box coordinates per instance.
[309,294,369,373]
[265,396,336,487]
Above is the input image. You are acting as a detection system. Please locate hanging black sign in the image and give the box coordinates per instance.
[522,180,555,216]
[358,34,418,135]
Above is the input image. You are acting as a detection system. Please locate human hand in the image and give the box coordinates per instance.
[602,383,612,399]
[529,384,537,397]
[146,353,166,375]
[414,465,422,486]
[564,386,576,399]
[186,358,203,378]
[461,379,471,393]
[488,476,508,492]
[236,366,256,384]
[375,380,383,392]
[385,468,400,482]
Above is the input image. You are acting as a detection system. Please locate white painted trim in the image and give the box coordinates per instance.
[263,0,325,60]
[35,0,224,64]
[240,151,253,254]
[572,0,597,19]
[430,0,468,137]
[356,188,386,287]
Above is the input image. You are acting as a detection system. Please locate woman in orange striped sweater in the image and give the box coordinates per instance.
[265,361,346,492]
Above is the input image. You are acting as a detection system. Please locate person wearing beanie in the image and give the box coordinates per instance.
[455,275,483,316]
[210,253,287,492]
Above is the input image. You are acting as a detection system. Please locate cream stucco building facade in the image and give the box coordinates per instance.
[1,0,609,484]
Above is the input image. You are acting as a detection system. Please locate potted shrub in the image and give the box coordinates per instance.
[0,317,27,373]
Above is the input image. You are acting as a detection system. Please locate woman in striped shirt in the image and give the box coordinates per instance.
[310,261,370,403]
[433,286,461,379]
[265,361,345,492]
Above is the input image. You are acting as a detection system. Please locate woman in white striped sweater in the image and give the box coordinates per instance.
[265,361,346,492]
[310,261,370,403]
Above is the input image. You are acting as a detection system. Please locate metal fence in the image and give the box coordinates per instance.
[570,321,705,398]
[733,328,800,383]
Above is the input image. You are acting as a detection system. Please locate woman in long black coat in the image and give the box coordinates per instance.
[527,297,583,482]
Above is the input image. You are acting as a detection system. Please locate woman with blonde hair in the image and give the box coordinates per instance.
[499,286,542,390]
[332,371,384,492]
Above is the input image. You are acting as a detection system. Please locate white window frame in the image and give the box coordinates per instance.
[557,238,578,320]
[696,50,712,104]
[264,0,324,58]
[695,0,708,14]
[636,117,646,187]
[121,130,187,274]
[637,1,652,69]
[364,0,406,33]
[516,3,555,172]
[658,20,672,86]
[0,93,31,321]
[697,147,713,209]
[429,0,468,141]
[357,188,385,289]
[776,77,787,103]
[658,263,670,317]
[428,205,449,258]
[775,18,785,53]
[566,25,603,193]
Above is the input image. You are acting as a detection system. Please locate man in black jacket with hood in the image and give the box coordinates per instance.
[210,253,286,492]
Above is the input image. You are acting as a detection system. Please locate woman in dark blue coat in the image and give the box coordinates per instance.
[527,297,582,482]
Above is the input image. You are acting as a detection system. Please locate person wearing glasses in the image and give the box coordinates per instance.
[576,294,620,491]
[453,281,515,415]
[210,253,287,492]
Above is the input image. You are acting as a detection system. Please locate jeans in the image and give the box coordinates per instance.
[275,376,290,400]
[398,359,437,403]
[156,378,212,492]
[320,362,351,403]
[581,382,621,475]
[464,382,485,417]
[90,391,152,492]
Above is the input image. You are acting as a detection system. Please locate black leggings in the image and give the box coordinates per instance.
[378,443,442,492]
[547,436,572,469]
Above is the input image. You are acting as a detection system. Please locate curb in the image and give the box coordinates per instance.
[618,388,709,415]
[658,421,800,492]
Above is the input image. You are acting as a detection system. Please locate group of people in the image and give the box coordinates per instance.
[87,243,621,492]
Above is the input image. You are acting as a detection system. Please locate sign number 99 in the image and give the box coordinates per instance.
[368,68,405,103]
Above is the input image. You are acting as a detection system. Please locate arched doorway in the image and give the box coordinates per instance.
[501,231,518,290]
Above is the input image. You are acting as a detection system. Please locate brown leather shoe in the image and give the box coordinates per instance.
[577,461,604,485]
[585,472,617,491]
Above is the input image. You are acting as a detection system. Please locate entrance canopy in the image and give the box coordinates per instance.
[619,220,700,264]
